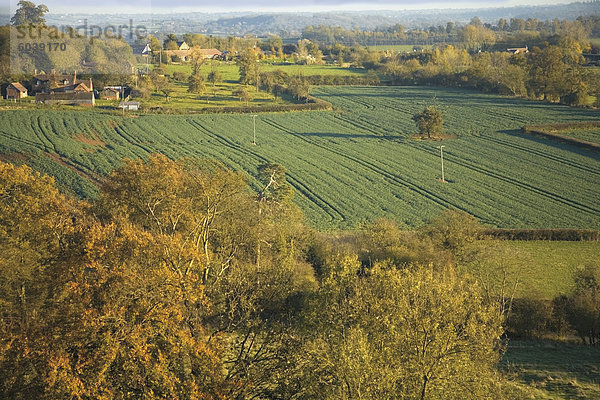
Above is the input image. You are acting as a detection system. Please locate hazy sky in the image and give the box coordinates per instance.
[6,0,572,14]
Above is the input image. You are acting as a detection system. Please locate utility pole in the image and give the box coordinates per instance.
[437,145,446,183]
[251,114,257,145]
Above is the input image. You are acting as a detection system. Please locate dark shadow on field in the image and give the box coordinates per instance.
[500,129,600,160]
[295,131,406,141]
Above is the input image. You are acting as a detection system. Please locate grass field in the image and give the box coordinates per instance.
[502,340,600,399]
[135,61,290,111]
[126,61,368,111]
[491,241,600,299]
[163,61,367,81]
[1,85,600,230]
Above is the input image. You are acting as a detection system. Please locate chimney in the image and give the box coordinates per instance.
[51,69,55,75]
[89,78,93,92]
[34,68,37,75]
[73,70,77,84]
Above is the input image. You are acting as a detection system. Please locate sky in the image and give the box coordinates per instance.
[5,0,573,14]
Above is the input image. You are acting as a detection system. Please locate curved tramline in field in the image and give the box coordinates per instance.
[1,86,599,229]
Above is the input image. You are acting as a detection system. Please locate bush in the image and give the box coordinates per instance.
[130,87,150,99]
[172,71,189,82]
[507,298,554,338]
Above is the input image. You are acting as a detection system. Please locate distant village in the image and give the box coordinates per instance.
[5,41,225,109]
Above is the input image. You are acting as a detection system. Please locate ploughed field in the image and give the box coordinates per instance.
[1,86,600,229]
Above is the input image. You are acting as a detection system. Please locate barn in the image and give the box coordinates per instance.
[6,82,28,100]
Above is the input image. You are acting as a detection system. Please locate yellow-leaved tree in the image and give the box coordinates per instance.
[300,257,520,399]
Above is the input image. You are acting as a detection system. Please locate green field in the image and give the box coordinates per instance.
[491,241,600,299]
[1,85,600,229]
[163,61,367,81]
[133,62,290,111]
[121,61,368,112]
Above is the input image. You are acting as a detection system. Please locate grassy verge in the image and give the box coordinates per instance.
[523,122,600,150]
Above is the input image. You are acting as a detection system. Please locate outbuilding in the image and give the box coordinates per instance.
[119,101,140,111]
[6,82,28,100]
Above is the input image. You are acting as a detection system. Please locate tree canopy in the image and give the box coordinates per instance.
[0,157,535,399]
[413,105,444,139]
[11,0,48,26]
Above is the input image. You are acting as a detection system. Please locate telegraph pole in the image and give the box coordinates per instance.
[251,115,257,145]
[437,145,446,182]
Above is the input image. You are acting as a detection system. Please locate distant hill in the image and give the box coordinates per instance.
[1,1,598,37]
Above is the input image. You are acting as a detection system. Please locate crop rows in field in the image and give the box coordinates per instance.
[1,86,599,229]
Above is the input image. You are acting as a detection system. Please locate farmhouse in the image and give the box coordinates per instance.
[176,41,190,50]
[35,92,95,106]
[6,82,28,100]
[165,47,223,62]
[52,82,91,93]
[101,87,120,100]
[166,49,192,62]
[34,75,95,106]
[32,70,80,93]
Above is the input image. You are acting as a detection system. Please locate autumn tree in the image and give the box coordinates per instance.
[233,86,252,105]
[0,159,231,399]
[237,47,259,85]
[413,105,444,139]
[207,69,222,97]
[287,74,311,101]
[460,24,496,51]
[301,261,512,399]
[150,70,173,101]
[188,69,206,96]
[0,162,80,398]
[566,265,600,344]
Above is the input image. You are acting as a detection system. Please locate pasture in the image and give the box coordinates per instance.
[490,240,600,299]
[163,61,367,82]
[124,61,367,112]
[1,85,600,230]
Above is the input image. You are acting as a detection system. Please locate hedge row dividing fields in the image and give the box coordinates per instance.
[1,86,599,229]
